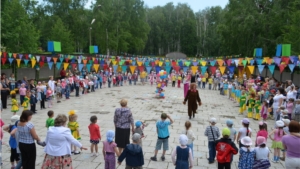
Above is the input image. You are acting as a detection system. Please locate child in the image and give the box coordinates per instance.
[215,128,238,169]
[201,76,206,89]
[269,120,285,163]
[239,90,247,114]
[45,110,54,128]
[4,115,20,169]
[150,113,174,161]
[177,76,182,88]
[226,120,236,142]
[236,118,252,148]
[134,121,145,147]
[208,76,213,90]
[30,90,37,114]
[19,83,26,105]
[228,82,233,99]
[286,98,294,120]
[268,94,274,119]
[204,118,220,164]
[260,100,268,121]
[183,121,195,157]
[223,81,228,95]
[46,87,53,108]
[21,91,30,110]
[219,80,224,95]
[253,136,271,169]
[11,92,19,115]
[40,82,46,109]
[172,75,177,87]
[238,136,255,169]
[171,134,193,169]
[103,130,120,169]
[88,115,101,156]
[247,93,256,118]
[256,122,268,146]
[254,95,261,120]
[56,82,62,103]
[68,110,81,155]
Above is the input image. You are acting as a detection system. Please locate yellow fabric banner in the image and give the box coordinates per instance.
[93,64,100,72]
[201,61,207,66]
[263,57,269,63]
[159,61,164,67]
[191,66,198,74]
[247,66,255,74]
[31,59,36,68]
[129,66,136,74]
[137,61,143,66]
[112,61,117,65]
[155,60,159,65]
[92,57,95,61]
[63,63,69,70]
[16,59,21,67]
[246,58,252,64]
[219,66,226,75]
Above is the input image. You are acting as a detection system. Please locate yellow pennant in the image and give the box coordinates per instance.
[159,61,164,67]
[137,61,143,66]
[191,66,198,74]
[219,66,226,75]
[247,66,255,74]
[129,66,136,74]
[112,61,117,65]
[93,64,100,72]
[16,59,21,67]
[31,59,36,68]
[63,62,69,70]
[246,58,252,64]
[201,61,207,66]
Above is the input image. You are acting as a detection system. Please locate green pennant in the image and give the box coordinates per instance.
[8,53,12,57]
[253,49,256,57]
[242,60,248,67]
[185,61,191,66]
[89,60,93,64]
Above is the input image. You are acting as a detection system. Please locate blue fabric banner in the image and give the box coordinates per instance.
[228,66,235,73]
[48,62,53,70]
[165,66,171,74]
[144,61,149,66]
[256,59,263,65]
[86,64,92,72]
[113,65,118,73]
[155,66,161,73]
[122,65,127,72]
[56,62,62,70]
[201,66,208,75]
[183,66,188,72]
[256,48,263,57]
[8,58,14,64]
[210,60,216,66]
[268,65,275,75]
[258,65,265,74]
[276,44,282,57]
[146,66,152,74]
[78,64,84,71]
[288,64,295,73]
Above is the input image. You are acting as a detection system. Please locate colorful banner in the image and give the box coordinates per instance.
[210,66,217,74]
[63,63,69,70]
[165,66,171,74]
[200,66,207,75]
[191,66,198,74]
[146,66,152,74]
[93,64,100,72]
[16,59,21,67]
[129,66,136,74]
[219,66,226,75]
[247,66,255,74]
[268,65,275,75]
[122,65,127,72]
[257,65,265,74]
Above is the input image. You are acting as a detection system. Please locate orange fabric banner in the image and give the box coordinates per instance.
[219,66,226,75]
[53,57,58,64]
[217,60,224,66]
[191,66,198,74]
[83,60,87,65]
[13,53,17,59]
[129,66,136,74]
[137,61,143,66]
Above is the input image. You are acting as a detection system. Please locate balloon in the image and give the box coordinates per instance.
[160,93,164,97]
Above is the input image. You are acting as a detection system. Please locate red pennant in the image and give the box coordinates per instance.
[173,66,180,72]
[226,59,231,66]
[41,56,45,62]
[151,62,155,67]
[94,59,98,64]
[125,60,130,65]
[1,58,7,65]
[279,64,286,73]
[238,66,244,71]
[172,61,177,67]
[71,63,77,69]
[39,61,45,67]
[25,54,29,59]
[3,52,7,58]
[103,64,108,70]
[210,66,217,74]
[65,58,69,63]
[281,57,290,64]
[138,66,144,72]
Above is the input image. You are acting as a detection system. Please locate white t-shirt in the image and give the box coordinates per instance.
[273,94,285,108]
[228,84,232,89]
[287,90,297,100]
[197,77,201,82]
[254,147,270,160]
[238,127,252,141]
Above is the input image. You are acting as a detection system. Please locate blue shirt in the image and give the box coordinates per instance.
[223,84,228,90]
[156,120,171,139]
[9,125,17,149]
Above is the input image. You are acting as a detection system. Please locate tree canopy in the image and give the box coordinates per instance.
[1,0,299,56]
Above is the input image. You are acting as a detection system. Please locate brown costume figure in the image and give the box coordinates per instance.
[183,83,202,119]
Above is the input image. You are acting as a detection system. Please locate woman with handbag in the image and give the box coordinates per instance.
[1,78,10,109]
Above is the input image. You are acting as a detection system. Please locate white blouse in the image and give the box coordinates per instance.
[182,129,196,145]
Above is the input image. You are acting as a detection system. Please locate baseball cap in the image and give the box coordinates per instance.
[241,118,250,124]
[222,128,231,136]
[135,121,142,127]
[11,115,20,124]
[132,133,141,142]
[209,118,217,123]
[256,136,266,146]
[226,119,233,125]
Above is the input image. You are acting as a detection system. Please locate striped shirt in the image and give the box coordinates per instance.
[204,125,220,142]
[17,122,35,144]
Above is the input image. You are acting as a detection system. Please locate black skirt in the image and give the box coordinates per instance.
[115,127,130,148]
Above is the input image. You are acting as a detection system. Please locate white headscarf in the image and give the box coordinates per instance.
[179,134,188,146]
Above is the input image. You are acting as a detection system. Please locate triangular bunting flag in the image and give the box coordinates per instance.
[31,59,36,68]
[86,64,92,72]
[24,59,29,66]
[53,58,58,64]
[210,66,217,74]
[56,62,62,70]
[279,64,286,73]
[210,60,216,66]
[122,65,128,72]
[48,62,53,70]
[129,66,136,74]
[247,66,255,74]
[257,65,265,74]
[191,66,198,74]
[219,66,226,75]
[78,64,84,71]
[201,61,207,66]
[93,64,100,72]
[268,65,275,75]
[288,64,295,73]
[8,58,14,64]
[16,59,21,67]
[63,63,69,70]
[200,66,207,75]
[36,56,40,62]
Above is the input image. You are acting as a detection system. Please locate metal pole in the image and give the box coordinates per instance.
[89,27,92,46]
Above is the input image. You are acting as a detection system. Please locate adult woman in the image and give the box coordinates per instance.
[9,73,16,90]
[1,78,10,109]
[282,121,300,169]
[287,86,297,101]
[17,110,43,169]
[114,99,134,154]
[41,114,87,168]
[183,83,201,119]
[29,79,36,91]
[47,76,55,95]
[272,88,285,121]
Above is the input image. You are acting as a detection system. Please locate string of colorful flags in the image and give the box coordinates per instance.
[0,52,299,75]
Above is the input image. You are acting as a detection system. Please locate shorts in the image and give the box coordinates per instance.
[90,139,99,144]
[155,138,169,151]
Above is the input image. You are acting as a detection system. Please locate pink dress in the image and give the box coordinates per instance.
[260,105,268,119]
[184,75,191,98]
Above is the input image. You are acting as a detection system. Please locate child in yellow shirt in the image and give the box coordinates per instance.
[201,77,206,89]
[208,77,213,90]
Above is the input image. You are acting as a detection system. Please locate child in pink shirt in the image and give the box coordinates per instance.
[256,121,268,146]
[102,130,120,169]
[269,120,285,163]
[19,83,27,105]
[286,98,294,120]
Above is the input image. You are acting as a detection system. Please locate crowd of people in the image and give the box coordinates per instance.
[0,66,300,169]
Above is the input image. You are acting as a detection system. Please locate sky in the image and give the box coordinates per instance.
[85,0,229,12]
